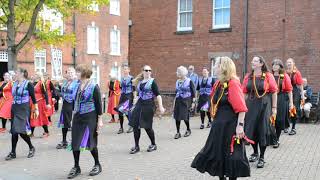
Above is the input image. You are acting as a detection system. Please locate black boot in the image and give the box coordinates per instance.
[130,146,140,154]
[89,164,102,176]
[67,166,81,179]
[5,152,16,161]
[27,147,35,158]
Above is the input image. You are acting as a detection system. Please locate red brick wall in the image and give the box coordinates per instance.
[129,0,320,92]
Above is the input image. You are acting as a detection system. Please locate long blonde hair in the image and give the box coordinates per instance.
[132,65,151,86]
[216,56,238,83]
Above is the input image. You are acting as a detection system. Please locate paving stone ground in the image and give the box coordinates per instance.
[0,112,319,180]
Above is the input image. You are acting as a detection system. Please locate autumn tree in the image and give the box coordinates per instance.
[0,0,109,70]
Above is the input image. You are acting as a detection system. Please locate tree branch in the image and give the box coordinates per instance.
[16,0,45,51]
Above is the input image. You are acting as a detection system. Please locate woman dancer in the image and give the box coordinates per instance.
[30,72,51,138]
[286,58,304,135]
[56,68,80,149]
[191,57,250,180]
[197,67,215,129]
[129,65,165,154]
[107,74,121,123]
[114,65,134,134]
[271,59,293,148]
[44,73,56,121]
[67,64,103,179]
[0,72,13,133]
[173,66,195,139]
[5,68,37,160]
[242,56,278,168]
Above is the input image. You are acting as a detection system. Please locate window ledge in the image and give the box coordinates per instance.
[175,30,194,35]
[87,51,100,55]
[110,13,120,16]
[109,53,121,56]
[209,27,232,33]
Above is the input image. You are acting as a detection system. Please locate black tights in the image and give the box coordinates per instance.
[175,120,190,133]
[73,147,100,168]
[200,111,212,124]
[31,125,49,134]
[2,119,7,128]
[275,125,282,141]
[133,128,155,147]
[62,128,68,143]
[291,118,296,130]
[11,133,34,154]
[252,143,267,159]
[119,113,128,129]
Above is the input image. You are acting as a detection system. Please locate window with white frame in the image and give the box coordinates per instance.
[88,1,99,12]
[87,23,99,54]
[177,0,193,31]
[110,27,120,56]
[51,48,63,80]
[41,6,64,35]
[213,0,231,29]
[34,50,46,73]
[0,51,8,62]
[91,61,100,85]
[110,63,121,80]
[110,0,120,16]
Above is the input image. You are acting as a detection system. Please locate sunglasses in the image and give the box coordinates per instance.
[144,69,152,72]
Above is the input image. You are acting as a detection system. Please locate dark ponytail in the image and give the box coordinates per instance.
[17,67,28,79]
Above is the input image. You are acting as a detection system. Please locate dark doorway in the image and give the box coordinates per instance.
[0,62,8,81]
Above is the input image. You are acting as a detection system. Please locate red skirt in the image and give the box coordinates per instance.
[30,99,50,127]
[0,97,13,119]
[46,94,55,116]
[107,94,120,115]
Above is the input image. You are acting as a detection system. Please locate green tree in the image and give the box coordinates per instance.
[0,0,109,70]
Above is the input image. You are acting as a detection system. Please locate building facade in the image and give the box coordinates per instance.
[0,0,129,92]
[129,0,320,91]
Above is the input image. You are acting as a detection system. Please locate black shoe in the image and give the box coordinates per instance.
[249,153,259,162]
[289,129,296,135]
[184,130,191,137]
[206,123,211,128]
[130,146,140,154]
[117,128,124,134]
[67,166,81,179]
[257,158,265,168]
[200,124,204,129]
[89,164,102,176]
[126,127,133,133]
[174,133,181,139]
[284,128,289,133]
[56,142,68,149]
[5,152,16,161]
[273,141,280,148]
[27,147,35,158]
[147,144,157,152]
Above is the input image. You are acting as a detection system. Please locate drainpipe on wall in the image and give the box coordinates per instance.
[72,13,76,68]
[242,0,249,79]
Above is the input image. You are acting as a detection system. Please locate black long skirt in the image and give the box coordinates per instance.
[244,94,276,146]
[276,92,290,130]
[11,103,31,134]
[71,111,98,151]
[174,97,191,121]
[292,86,301,120]
[191,105,250,178]
[58,101,74,129]
[197,94,210,112]
[129,99,155,129]
[114,93,134,115]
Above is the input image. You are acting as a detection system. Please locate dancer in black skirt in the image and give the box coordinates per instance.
[5,68,37,161]
[173,66,196,139]
[197,67,215,129]
[242,56,278,168]
[114,65,134,134]
[67,64,103,179]
[271,59,293,148]
[56,68,80,149]
[191,57,250,180]
[129,65,165,154]
[286,58,304,135]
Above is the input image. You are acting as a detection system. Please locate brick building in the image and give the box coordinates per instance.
[129,0,320,92]
[0,0,129,92]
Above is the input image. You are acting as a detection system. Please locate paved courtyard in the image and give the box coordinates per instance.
[0,113,319,180]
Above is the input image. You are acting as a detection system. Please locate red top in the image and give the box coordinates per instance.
[34,81,45,101]
[276,73,293,93]
[0,81,13,100]
[242,72,278,94]
[287,69,303,86]
[45,80,52,97]
[211,79,248,113]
